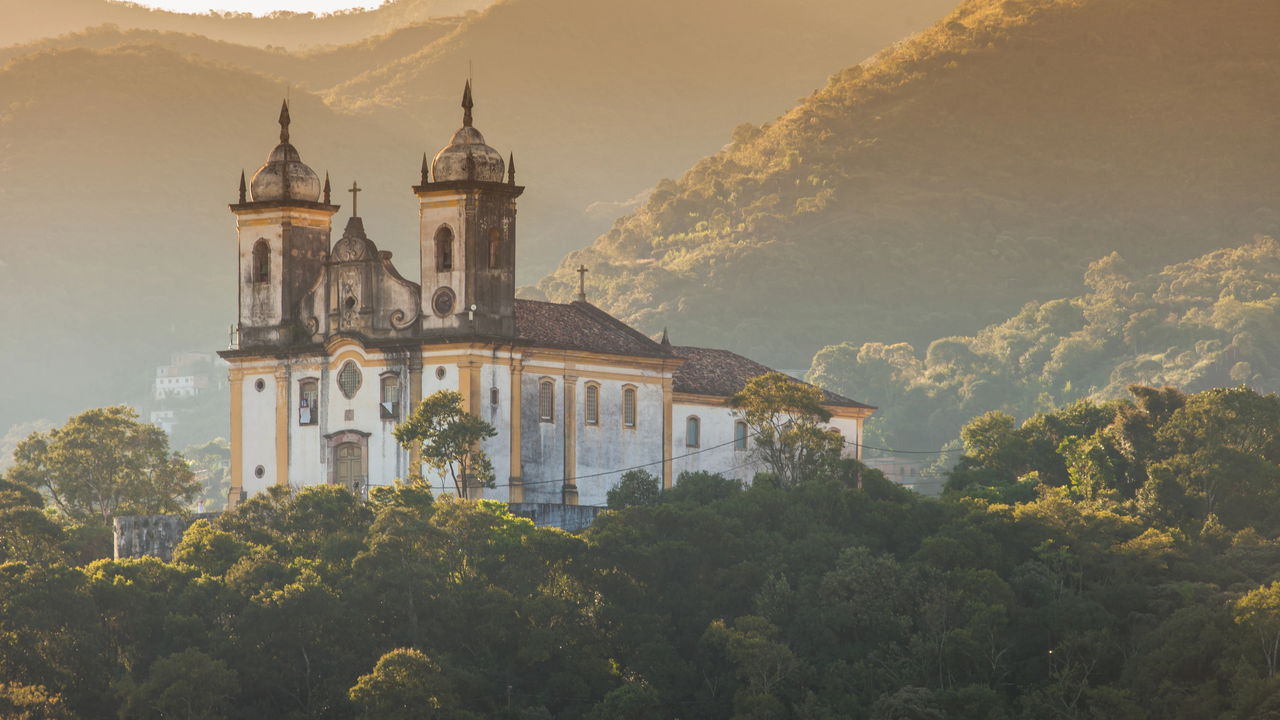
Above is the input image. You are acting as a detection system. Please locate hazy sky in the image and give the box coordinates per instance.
[133,0,381,14]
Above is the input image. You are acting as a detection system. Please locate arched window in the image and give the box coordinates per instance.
[539,379,555,423]
[734,421,749,450]
[686,416,701,448]
[622,386,637,428]
[435,226,454,272]
[298,379,318,425]
[252,240,270,283]
[584,383,599,425]
[379,373,400,419]
[488,228,502,269]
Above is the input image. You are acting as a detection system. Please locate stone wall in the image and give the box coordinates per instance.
[113,513,219,562]
[508,502,603,532]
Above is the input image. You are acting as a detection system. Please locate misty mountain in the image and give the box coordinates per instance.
[0,0,955,435]
[0,0,489,50]
[0,20,462,88]
[537,0,1280,369]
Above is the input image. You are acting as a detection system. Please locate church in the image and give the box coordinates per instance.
[218,84,873,508]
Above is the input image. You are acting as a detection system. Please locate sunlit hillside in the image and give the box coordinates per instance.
[0,0,489,49]
[808,237,1280,453]
[538,0,1280,369]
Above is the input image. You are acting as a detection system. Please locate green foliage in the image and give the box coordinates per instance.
[607,469,661,510]
[348,648,469,720]
[811,239,1280,455]
[395,390,498,498]
[16,389,1280,719]
[731,372,844,487]
[7,406,198,524]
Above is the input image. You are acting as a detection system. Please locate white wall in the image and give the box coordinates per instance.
[671,402,761,485]
[241,369,277,495]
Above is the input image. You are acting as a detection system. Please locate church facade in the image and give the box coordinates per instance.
[219,86,873,508]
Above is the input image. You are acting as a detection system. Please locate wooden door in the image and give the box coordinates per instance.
[335,442,362,490]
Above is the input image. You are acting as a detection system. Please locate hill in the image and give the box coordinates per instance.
[537,0,1280,369]
[0,0,956,436]
[807,237,1280,453]
[0,20,462,88]
[323,0,960,274]
[0,0,489,50]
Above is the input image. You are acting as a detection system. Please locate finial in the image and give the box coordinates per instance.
[278,99,291,143]
[575,264,589,303]
[420,153,430,185]
[238,170,247,203]
[660,327,670,347]
[323,172,331,205]
[508,152,515,185]
[348,180,362,217]
[461,79,473,127]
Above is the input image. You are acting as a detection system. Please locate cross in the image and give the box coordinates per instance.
[348,181,362,216]
[575,265,589,302]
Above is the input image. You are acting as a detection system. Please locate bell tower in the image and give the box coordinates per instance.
[415,82,523,338]
[231,101,339,348]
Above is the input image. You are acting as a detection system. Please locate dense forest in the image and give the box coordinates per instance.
[808,238,1280,456]
[7,385,1280,718]
[538,0,1280,368]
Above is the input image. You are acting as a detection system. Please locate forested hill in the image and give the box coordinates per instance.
[0,0,489,49]
[537,0,1280,369]
[808,238,1280,454]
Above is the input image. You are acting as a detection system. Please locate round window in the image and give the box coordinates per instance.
[338,361,362,399]
[435,366,446,380]
[432,287,456,317]
[254,465,265,479]
[254,378,266,392]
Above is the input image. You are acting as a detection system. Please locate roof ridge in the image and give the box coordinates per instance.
[570,301,671,355]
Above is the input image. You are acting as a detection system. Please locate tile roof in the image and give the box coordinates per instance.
[671,345,874,410]
[514,300,672,358]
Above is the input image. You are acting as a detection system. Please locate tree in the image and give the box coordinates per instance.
[730,372,843,487]
[7,407,198,524]
[395,391,497,498]
[348,648,467,720]
[119,649,238,720]
[607,469,661,509]
[1235,582,1280,678]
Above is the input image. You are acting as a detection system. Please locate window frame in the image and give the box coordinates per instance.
[298,378,319,426]
[337,360,362,399]
[379,372,401,420]
[488,228,502,269]
[251,240,270,283]
[583,382,600,426]
[621,385,637,429]
[686,415,701,448]
[734,421,749,451]
[434,225,454,272]
[538,378,555,423]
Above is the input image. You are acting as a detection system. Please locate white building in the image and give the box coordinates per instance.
[219,86,874,508]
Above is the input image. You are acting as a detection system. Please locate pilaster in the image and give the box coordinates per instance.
[563,374,578,505]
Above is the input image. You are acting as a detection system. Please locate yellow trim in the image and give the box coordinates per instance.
[673,391,873,420]
[274,367,289,487]
[522,347,684,373]
[418,199,464,208]
[408,359,423,476]
[662,377,673,489]
[520,365,663,385]
[509,359,524,502]
[563,376,577,505]
[229,371,244,507]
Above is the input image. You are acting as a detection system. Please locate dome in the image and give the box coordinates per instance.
[249,100,322,203]
[429,81,507,183]
[431,126,506,183]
